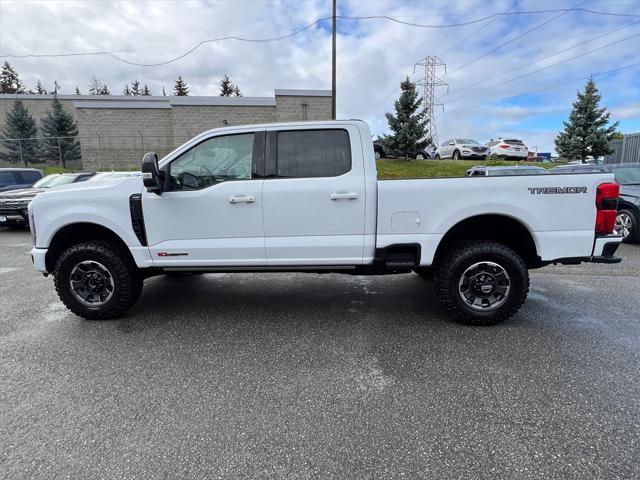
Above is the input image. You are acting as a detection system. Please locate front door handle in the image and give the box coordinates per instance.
[331,192,358,201]
[228,195,255,204]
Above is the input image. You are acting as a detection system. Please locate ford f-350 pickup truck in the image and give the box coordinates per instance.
[28,120,622,325]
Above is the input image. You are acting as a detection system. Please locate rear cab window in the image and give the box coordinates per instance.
[275,129,351,178]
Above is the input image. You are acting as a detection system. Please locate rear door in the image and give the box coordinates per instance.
[262,125,366,265]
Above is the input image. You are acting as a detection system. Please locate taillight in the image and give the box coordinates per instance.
[595,182,619,235]
[499,145,510,149]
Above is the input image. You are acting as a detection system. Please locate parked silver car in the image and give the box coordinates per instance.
[435,139,489,160]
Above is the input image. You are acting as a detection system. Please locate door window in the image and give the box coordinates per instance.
[168,133,254,191]
[276,129,351,178]
[0,172,17,187]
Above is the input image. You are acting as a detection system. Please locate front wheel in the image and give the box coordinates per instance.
[434,240,529,325]
[54,241,143,320]
[434,154,441,159]
[452,150,460,160]
[415,153,425,160]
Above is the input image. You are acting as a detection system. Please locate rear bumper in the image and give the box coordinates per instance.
[552,234,623,265]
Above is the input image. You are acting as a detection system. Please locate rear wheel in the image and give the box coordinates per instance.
[415,153,425,160]
[435,154,441,159]
[434,240,529,325]
[616,209,639,244]
[54,241,142,320]
[453,150,461,160]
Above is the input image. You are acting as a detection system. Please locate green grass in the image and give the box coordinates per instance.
[376,158,559,179]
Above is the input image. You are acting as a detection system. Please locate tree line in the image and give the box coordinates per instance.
[0,62,243,97]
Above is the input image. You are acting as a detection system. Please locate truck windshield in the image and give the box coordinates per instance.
[33,174,79,188]
[613,166,640,185]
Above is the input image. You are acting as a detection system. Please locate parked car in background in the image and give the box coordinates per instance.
[0,172,95,228]
[435,139,489,160]
[409,145,437,160]
[486,138,528,159]
[465,165,549,176]
[0,168,44,193]
[526,156,553,163]
[373,141,386,160]
[551,162,640,243]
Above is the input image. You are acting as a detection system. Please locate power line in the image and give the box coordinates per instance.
[446,0,590,76]
[2,7,638,66]
[438,62,640,116]
[446,20,640,96]
[445,32,640,104]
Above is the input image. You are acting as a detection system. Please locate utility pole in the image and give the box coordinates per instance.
[331,0,337,120]
[414,56,448,146]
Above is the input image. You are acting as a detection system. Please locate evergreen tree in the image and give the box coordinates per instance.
[382,77,427,160]
[0,62,26,94]
[130,80,141,96]
[35,80,47,94]
[233,85,242,97]
[53,80,61,94]
[554,78,619,162]
[40,96,81,167]
[98,84,110,95]
[174,76,189,96]
[74,86,81,95]
[88,75,101,95]
[142,85,152,96]
[162,86,167,96]
[219,74,234,96]
[122,84,132,95]
[0,100,39,165]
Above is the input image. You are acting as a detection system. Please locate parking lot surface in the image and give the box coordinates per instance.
[0,228,638,479]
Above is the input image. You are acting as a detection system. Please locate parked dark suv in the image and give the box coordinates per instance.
[550,162,640,243]
[0,172,95,228]
[0,168,44,193]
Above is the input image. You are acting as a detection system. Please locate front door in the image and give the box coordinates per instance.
[262,125,366,265]
[143,130,266,266]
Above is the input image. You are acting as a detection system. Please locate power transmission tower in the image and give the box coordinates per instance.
[414,56,448,146]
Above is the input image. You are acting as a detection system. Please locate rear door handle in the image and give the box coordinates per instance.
[228,195,255,204]
[331,192,358,200]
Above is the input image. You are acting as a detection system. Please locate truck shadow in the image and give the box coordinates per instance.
[119,272,458,333]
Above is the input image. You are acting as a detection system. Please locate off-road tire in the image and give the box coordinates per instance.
[434,240,529,325]
[54,241,142,320]
[618,208,639,244]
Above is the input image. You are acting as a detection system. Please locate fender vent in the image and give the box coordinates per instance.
[129,194,148,246]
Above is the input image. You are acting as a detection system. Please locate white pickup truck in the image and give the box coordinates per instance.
[29,120,623,325]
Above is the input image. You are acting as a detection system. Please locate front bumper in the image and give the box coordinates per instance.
[31,247,48,273]
[0,208,28,225]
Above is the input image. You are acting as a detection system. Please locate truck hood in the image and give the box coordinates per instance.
[620,184,640,199]
[0,187,46,199]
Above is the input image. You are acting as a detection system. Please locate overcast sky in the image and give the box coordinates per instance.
[0,0,638,152]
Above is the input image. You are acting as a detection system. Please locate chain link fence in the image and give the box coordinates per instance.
[0,130,202,172]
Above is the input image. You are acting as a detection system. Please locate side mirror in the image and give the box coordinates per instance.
[141,152,163,194]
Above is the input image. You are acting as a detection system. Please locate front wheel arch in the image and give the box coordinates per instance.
[46,222,135,273]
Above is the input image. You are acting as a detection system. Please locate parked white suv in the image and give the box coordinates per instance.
[29,120,623,325]
[486,138,529,159]
[434,139,489,160]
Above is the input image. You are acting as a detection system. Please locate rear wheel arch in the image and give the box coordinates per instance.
[45,222,135,272]
[433,214,540,268]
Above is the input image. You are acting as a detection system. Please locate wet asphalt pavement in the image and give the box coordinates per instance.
[0,228,638,479]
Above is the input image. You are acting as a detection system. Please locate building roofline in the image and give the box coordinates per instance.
[274,89,332,97]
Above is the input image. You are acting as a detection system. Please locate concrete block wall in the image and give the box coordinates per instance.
[0,89,332,170]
